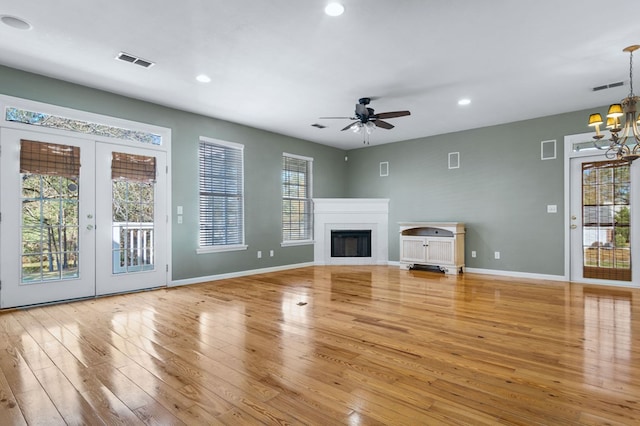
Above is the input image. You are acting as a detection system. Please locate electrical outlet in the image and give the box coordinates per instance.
[257,251,262,259]
[471,250,477,258]
[494,251,500,260]
[269,250,274,257]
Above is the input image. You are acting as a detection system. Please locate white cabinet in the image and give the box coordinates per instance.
[399,222,465,274]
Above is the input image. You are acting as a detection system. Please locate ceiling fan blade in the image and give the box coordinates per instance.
[319,116,355,119]
[373,120,394,130]
[341,121,359,131]
[375,110,411,119]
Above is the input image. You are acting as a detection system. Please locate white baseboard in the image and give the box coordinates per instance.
[169,262,315,287]
[462,267,566,282]
[170,262,569,289]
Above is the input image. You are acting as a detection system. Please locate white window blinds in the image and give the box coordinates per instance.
[199,139,244,248]
[282,153,313,242]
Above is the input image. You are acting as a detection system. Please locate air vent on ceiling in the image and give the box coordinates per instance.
[592,81,624,91]
[311,123,327,129]
[116,52,155,68]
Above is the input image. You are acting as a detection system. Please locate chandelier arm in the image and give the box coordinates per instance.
[619,112,633,144]
[605,147,618,159]
[633,111,640,144]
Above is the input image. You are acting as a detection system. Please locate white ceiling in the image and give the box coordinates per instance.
[0,1,639,150]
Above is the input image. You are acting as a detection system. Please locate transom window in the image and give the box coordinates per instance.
[282,153,313,244]
[197,137,246,253]
[6,106,162,145]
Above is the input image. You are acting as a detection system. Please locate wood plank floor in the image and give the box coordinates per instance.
[1,266,639,425]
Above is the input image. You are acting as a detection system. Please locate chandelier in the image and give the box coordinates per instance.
[588,45,640,161]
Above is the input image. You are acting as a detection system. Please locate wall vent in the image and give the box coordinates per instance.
[311,123,326,129]
[116,52,155,68]
[592,81,624,91]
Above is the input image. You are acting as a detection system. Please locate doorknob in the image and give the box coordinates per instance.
[571,215,577,220]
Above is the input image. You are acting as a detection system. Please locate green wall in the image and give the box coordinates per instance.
[0,65,348,281]
[344,110,594,276]
[1,64,606,279]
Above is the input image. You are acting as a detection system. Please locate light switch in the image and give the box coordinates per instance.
[177,205,183,214]
[547,205,557,213]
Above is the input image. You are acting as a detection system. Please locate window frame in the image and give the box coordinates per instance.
[196,136,247,254]
[281,152,314,247]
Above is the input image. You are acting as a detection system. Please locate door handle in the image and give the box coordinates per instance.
[570,224,577,229]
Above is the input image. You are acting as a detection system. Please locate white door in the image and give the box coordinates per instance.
[0,129,167,308]
[569,153,639,285]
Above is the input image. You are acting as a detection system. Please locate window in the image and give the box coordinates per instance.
[582,160,631,281]
[6,106,162,145]
[197,137,246,253]
[111,152,156,273]
[20,140,81,282]
[282,153,313,245]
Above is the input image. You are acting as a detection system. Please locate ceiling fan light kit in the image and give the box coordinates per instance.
[588,45,640,161]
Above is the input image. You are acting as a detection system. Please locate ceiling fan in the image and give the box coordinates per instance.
[320,97,411,133]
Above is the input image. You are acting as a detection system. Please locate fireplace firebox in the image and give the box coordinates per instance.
[331,230,372,257]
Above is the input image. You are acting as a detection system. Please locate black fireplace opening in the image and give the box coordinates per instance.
[331,230,372,257]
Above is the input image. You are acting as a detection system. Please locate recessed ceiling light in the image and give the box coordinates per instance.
[196,74,211,83]
[325,3,345,16]
[0,15,32,30]
[458,98,471,106]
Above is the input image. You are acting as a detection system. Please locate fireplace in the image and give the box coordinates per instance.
[331,230,372,257]
[313,198,389,265]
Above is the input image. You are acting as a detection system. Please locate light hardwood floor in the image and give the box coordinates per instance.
[1,266,639,425]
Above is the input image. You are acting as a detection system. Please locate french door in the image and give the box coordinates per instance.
[0,128,167,308]
[569,153,639,285]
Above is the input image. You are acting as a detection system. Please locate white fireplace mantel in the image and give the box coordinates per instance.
[313,198,389,265]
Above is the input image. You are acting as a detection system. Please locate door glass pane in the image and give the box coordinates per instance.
[582,160,631,281]
[111,152,156,274]
[20,174,80,283]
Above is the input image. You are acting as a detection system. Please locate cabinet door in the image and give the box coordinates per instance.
[425,238,455,265]
[401,236,428,262]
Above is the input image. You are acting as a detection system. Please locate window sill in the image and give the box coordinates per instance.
[196,244,248,254]
[281,240,315,248]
